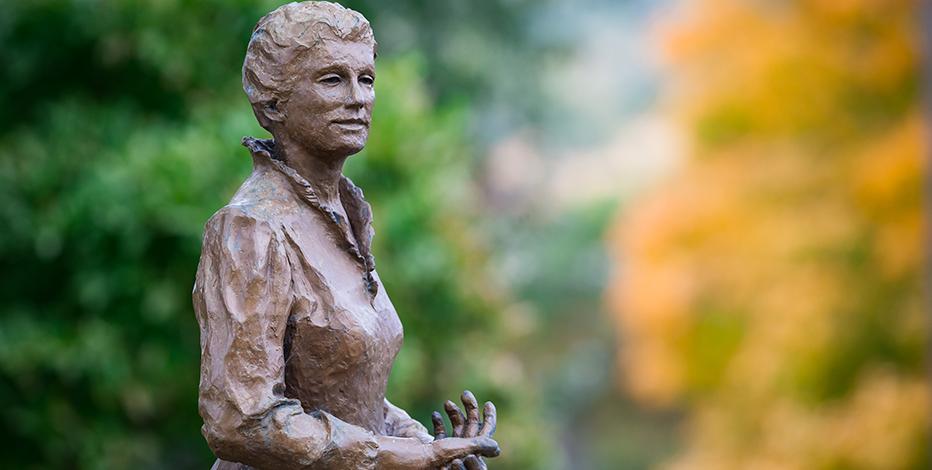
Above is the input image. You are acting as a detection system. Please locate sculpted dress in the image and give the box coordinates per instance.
[193,137,430,470]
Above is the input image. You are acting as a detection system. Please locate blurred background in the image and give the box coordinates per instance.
[0,0,928,468]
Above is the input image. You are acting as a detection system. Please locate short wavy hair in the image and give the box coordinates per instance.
[242,1,377,114]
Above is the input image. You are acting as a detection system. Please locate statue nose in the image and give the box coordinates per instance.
[346,82,369,108]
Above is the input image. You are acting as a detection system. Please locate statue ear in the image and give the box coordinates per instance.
[252,99,284,131]
[263,99,285,123]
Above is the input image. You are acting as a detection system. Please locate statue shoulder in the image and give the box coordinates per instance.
[211,166,300,228]
[201,204,279,245]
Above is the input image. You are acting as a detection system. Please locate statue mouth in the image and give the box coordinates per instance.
[331,118,370,129]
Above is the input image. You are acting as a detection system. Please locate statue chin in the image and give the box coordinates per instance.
[333,137,369,157]
[286,131,370,160]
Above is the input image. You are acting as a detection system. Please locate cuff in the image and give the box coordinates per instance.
[316,411,379,470]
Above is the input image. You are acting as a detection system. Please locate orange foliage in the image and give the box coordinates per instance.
[610,0,929,467]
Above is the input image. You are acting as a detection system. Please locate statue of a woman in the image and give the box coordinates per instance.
[192,2,500,469]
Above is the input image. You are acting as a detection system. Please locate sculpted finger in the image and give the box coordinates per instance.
[450,459,466,470]
[479,401,497,437]
[461,391,480,437]
[471,436,501,458]
[432,436,500,463]
[463,455,486,470]
[444,400,466,437]
[432,411,447,440]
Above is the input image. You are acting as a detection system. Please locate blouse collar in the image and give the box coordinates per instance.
[242,136,378,295]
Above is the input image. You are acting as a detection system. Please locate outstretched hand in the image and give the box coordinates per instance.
[376,434,498,470]
[431,391,497,470]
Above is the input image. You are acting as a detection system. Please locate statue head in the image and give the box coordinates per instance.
[243,1,377,158]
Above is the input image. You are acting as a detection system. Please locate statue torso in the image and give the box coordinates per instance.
[278,203,403,434]
[228,143,403,435]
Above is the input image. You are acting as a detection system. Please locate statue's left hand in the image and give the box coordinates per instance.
[431,391,497,470]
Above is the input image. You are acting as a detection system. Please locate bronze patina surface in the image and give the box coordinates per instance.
[193,2,498,469]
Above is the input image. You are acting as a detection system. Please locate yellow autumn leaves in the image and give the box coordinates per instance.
[610,0,928,468]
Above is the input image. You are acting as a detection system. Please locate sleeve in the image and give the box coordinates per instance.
[383,399,433,444]
[193,208,379,470]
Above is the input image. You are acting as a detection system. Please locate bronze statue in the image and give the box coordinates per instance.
[192,2,500,469]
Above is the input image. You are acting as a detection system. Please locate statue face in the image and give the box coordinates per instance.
[280,39,375,158]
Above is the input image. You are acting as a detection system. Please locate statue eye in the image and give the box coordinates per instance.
[359,75,375,86]
[319,74,341,85]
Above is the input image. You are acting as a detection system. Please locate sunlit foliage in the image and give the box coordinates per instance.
[610,0,928,468]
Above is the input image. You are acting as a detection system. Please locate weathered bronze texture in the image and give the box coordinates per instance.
[192,2,499,469]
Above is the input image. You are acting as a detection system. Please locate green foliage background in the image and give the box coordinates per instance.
[0,1,566,468]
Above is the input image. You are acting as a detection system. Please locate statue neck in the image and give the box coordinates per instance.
[275,136,347,207]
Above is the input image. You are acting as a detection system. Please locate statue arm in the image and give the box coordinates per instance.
[383,399,433,443]
[193,208,378,469]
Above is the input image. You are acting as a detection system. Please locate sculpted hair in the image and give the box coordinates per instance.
[242,1,376,114]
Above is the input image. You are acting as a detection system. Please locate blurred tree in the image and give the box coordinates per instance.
[610,0,929,468]
[0,0,554,468]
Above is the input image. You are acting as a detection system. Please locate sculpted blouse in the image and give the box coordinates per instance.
[193,137,429,470]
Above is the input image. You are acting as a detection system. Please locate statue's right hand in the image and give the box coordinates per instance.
[375,435,499,469]
[431,436,500,462]
[431,391,498,470]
